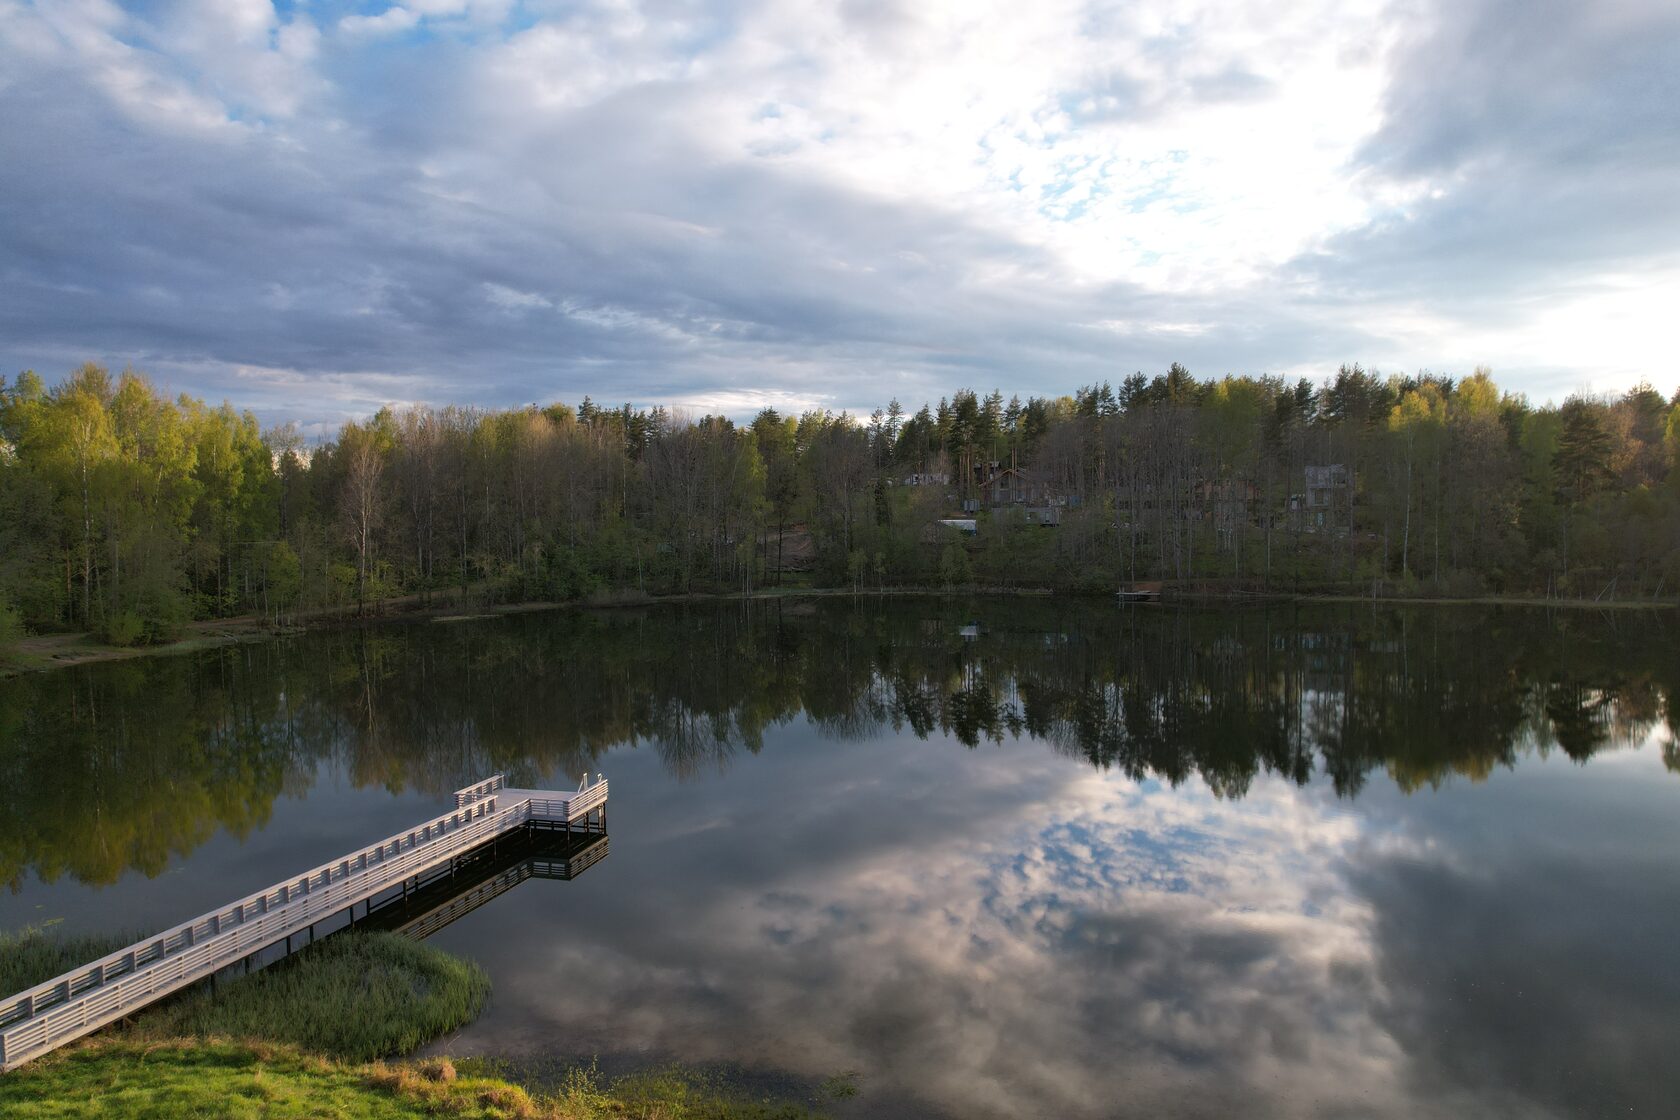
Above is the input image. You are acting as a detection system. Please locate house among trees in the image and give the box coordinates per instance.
[964,464,1063,525]
[1295,464,1351,529]
[1196,478,1261,521]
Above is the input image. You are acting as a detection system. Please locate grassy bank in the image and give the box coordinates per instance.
[0,622,277,677]
[0,1040,495,1119]
[0,1041,822,1119]
[1,929,823,1118]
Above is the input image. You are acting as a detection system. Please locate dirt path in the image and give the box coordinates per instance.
[3,619,278,675]
[0,586,554,677]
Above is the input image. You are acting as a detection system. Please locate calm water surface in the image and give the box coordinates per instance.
[3,599,1679,1119]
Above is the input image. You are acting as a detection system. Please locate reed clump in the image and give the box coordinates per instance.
[0,925,135,997]
[133,931,491,1061]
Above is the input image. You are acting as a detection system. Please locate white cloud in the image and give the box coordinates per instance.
[483,281,553,311]
[2,0,1676,421]
[339,7,421,37]
[1350,262,1680,395]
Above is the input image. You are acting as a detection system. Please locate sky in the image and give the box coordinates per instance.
[1,0,1676,435]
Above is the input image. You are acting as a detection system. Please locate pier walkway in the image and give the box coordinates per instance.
[0,773,606,1072]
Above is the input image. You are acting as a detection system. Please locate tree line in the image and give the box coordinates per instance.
[2,362,1678,645]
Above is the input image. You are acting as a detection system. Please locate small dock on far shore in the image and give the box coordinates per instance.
[0,773,607,1072]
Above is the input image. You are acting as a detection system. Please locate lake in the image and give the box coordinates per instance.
[3,598,1678,1118]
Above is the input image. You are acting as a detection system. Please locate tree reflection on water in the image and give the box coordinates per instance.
[1,599,1674,888]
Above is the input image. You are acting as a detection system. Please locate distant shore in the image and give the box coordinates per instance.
[4,584,1674,679]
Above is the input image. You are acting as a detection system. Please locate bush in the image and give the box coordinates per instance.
[99,579,190,645]
[264,541,303,620]
[1437,569,1485,598]
[846,550,867,590]
[135,586,191,643]
[329,561,359,602]
[0,598,24,656]
[101,610,145,647]
[938,543,973,587]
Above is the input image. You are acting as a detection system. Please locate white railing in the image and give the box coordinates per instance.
[0,796,524,1070]
[0,773,607,1072]
[527,774,608,824]
[453,773,505,808]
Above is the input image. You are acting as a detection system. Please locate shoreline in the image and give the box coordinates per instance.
[0,928,826,1118]
[4,584,1674,679]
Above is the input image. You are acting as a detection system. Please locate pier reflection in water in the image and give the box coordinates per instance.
[363,829,610,942]
[2,599,1678,1118]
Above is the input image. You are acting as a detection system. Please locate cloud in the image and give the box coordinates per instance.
[339,7,422,38]
[0,0,1674,429]
[1358,0,1680,179]
[482,282,553,311]
[1288,0,1680,390]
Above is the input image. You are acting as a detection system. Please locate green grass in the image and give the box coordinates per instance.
[457,1059,826,1120]
[0,1042,827,1119]
[604,1067,823,1119]
[0,1040,538,1119]
[132,932,490,1062]
[0,925,136,997]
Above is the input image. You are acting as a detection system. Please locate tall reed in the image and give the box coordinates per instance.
[0,925,134,998]
[136,932,490,1061]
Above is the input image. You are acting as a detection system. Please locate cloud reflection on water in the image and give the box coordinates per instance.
[436,728,1452,1118]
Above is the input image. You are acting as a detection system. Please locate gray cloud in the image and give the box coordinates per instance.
[1293,0,1680,369]
[0,0,1674,429]
[1360,0,1680,177]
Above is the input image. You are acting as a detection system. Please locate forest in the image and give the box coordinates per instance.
[1,361,1678,646]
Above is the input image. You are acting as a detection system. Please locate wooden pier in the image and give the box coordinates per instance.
[0,773,606,1072]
